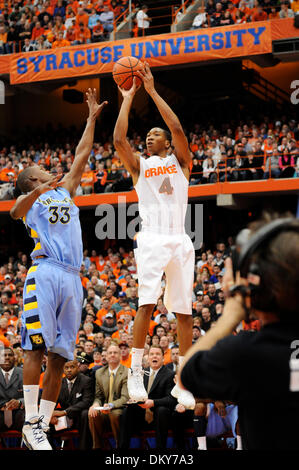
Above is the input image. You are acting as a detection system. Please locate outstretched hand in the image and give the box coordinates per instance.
[135,61,155,94]
[86,88,108,120]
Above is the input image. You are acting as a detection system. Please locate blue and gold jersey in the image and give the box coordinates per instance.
[23,187,83,269]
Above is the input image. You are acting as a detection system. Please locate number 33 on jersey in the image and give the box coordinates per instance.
[22,187,83,268]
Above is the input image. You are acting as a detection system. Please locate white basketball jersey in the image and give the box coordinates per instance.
[134,153,189,234]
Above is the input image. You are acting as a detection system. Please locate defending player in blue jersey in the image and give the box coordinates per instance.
[10,89,107,450]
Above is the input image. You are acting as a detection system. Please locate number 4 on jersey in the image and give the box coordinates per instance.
[159,177,173,195]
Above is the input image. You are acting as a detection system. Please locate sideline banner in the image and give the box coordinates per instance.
[9,21,272,85]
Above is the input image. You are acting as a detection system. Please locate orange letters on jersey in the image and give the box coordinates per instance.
[145,164,177,178]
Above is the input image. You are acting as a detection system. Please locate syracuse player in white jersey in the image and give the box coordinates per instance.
[113,62,195,409]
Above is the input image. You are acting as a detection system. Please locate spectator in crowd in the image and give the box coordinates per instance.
[76,351,96,385]
[191,6,208,29]
[52,31,70,48]
[76,7,90,29]
[136,4,151,37]
[206,0,217,16]
[210,3,223,26]
[49,359,94,450]
[5,24,19,54]
[91,19,104,43]
[100,312,118,337]
[166,345,180,373]
[88,7,101,30]
[159,335,172,365]
[220,10,235,25]
[73,22,91,45]
[279,148,295,178]
[279,0,295,17]
[88,344,129,448]
[0,347,25,432]
[119,341,132,368]
[119,345,177,449]
[230,152,247,181]
[99,5,114,36]
[31,21,45,42]
[53,0,66,20]
[22,37,36,52]
[264,145,281,179]
[201,307,212,332]
[0,25,7,55]
[252,4,268,20]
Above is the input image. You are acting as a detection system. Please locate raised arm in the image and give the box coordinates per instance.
[61,88,108,198]
[137,62,191,169]
[113,81,140,185]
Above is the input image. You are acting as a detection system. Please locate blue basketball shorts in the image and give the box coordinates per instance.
[21,258,83,361]
[206,404,238,438]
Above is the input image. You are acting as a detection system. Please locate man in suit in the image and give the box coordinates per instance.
[166,345,180,373]
[88,343,129,449]
[0,347,25,431]
[50,359,94,450]
[119,345,177,449]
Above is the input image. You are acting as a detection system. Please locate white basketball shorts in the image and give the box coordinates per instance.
[133,230,195,315]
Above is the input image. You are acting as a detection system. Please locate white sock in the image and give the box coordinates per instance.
[131,348,144,369]
[236,435,242,450]
[23,385,39,422]
[39,399,56,427]
[197,436,207,450]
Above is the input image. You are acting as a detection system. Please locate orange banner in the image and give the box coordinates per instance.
[9,21,272,85]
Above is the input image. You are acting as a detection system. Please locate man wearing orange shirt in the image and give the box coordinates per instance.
[251,4,268,20]
[227,1,238,20]
[52,31,70,48]
[80,163,96,194]
[102,287,118,306]
[31,21,45,41]
[74,22,91,45]
[119,342,132,368]
[76,8,89,28]
[0,24,7,55]
[96,298,111,324]
[160,336,172,365]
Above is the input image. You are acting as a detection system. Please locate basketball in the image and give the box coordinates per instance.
[112,56,144,90]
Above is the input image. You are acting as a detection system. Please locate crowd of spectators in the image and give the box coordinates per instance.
[0,0,297,56]
[0,0,141,54]
[0,234,253,448]
[0,115,298,200]
[190,0,298,29]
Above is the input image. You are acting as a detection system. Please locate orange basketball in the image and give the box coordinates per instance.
[112,56,144,90]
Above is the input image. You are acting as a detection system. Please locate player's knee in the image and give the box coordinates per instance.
[47,352,67,371]
[138,304,155,316]
[177,313,193,328]
[194,402,207,416]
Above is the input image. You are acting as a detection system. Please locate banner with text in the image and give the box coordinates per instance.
[9,21,272,85]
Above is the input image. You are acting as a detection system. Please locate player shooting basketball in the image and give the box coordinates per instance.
[113,62,195,409]
[10,89,107,450]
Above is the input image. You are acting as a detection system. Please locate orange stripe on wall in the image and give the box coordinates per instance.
[2,180,299,214]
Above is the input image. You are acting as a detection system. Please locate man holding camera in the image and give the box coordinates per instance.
[179,214,299,450]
